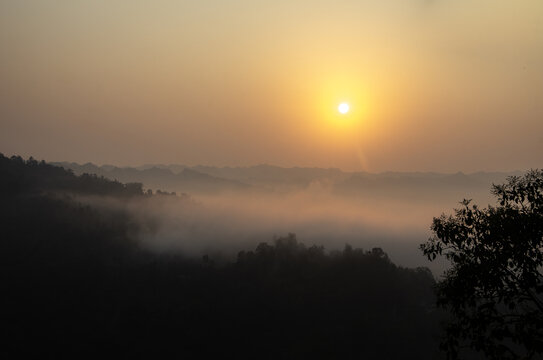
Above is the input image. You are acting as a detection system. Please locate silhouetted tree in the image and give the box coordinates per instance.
[421,170,543,359]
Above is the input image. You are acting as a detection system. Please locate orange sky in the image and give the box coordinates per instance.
[1,0,542,172]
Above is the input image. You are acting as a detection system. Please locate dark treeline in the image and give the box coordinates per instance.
[1,154,443,358]
[1,154,146,197]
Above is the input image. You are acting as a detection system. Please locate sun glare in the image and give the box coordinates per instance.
[338,103,349,114]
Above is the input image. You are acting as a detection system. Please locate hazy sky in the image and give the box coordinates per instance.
[1,0,542,172]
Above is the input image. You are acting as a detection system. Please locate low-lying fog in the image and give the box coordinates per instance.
[79,171,508,276]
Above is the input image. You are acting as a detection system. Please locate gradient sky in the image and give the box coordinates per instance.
[1,0,542,172]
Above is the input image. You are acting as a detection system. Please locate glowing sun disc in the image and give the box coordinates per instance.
[338,103,350,114]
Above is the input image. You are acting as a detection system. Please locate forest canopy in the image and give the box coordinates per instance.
[0,154,442,358]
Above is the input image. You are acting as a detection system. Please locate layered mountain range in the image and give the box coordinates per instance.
[54,161,521,203]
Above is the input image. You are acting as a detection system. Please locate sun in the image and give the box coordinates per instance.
[338,103,350,114]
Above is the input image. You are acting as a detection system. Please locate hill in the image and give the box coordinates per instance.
[53,161,250,194]
[1,154,445,358]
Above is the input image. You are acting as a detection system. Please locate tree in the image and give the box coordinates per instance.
[421,170,543,359]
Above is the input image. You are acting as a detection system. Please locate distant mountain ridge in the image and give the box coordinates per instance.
[53,162,250,194]
[54,161,523,199]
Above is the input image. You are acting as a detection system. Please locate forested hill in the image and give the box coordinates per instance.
[1,154,444,358]
[1,154,145,197]
[52,160,249,195]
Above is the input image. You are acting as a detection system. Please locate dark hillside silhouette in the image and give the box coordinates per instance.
[1,154,444,358]
[2,155,145,197]
[53,160,249,194]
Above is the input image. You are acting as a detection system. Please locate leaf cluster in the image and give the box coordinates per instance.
[421,170,543,359]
